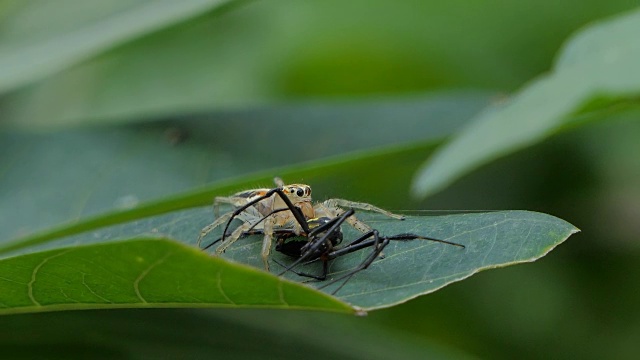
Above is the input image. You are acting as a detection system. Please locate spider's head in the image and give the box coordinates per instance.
[278,184,313,218]
[282,184,312,202]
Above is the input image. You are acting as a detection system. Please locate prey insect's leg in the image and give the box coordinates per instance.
[278,209,355,277]
[272,258,328,281]
[197,212,234,249]
[307,231,466,295]
[324,230,378,259]
[384,234,465,248]
[319,230,390,295]
[326,232,465,261]
[318,233,465,294]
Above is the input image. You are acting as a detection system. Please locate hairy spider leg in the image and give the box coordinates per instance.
[197,212,234,249]
[198,194,266,247]
[201,227,270,252]
[215,222,255,254]
[315,198,405,233]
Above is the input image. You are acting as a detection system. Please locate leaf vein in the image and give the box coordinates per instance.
[82,273,112,303]
[216,272,236,305]
[277,281,289,307]
[28,249,72,307]
[133,251,173,304]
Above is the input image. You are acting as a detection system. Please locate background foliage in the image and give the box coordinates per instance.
[1,0,640,358]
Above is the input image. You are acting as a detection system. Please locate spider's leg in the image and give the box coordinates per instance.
[315,202,373,233]
[201,228,262,251]
[213,196,249,219]
[273,177,285,187]
[319,198,407,234]
[216,222,253,254]
[260,217,278,271]
[197,212,233,249]
[324,199,405,220]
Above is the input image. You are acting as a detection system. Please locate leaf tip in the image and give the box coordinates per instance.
[410,164,442,200]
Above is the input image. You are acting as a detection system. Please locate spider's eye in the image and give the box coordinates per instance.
[296,189,304,197]
[305,187,311,196]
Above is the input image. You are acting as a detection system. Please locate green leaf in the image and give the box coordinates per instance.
[0,0,229,94]
[4,207,577,311]
[141,210,578,310]
[0,238,352,315]
[412,7,640,198]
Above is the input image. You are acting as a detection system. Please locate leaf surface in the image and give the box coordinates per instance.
[0,238,351,315]
[412,8,640,198]
[3,1,633,128]
[0,0,228,94]
[3,207,577,311]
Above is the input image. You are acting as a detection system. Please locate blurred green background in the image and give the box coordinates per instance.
[1,0,640,359]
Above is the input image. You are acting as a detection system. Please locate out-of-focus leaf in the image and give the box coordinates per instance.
[0,91,492,247]
[0,238,351,315]
[0,0,229,94]
[412,8,640,198]
[1,0,634,128]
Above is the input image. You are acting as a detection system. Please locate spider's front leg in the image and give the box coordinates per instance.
[260,216,279,272]
[197,212,234,248]
[316,198,404,234]
[215,222,253,255]
[324,199,405,220]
